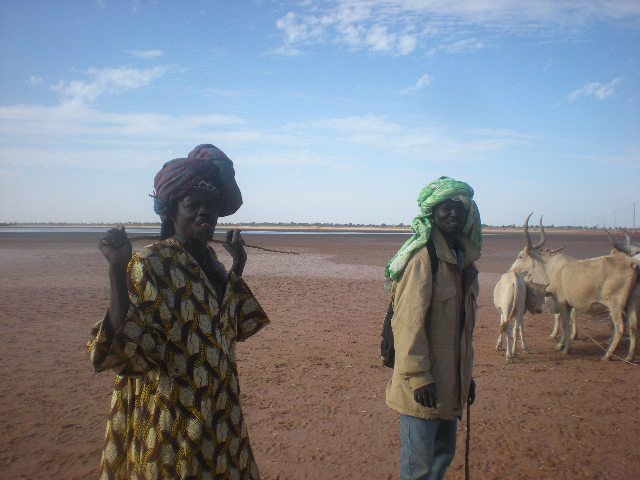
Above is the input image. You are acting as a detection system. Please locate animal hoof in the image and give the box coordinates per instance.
[555,343,564,351]
[624,356,635,363]
[601,355,612,361]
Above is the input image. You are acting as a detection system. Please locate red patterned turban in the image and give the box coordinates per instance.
[152,145,242,217]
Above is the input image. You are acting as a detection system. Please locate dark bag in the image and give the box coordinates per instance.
[380,301,396,368]
[381,239,438,368]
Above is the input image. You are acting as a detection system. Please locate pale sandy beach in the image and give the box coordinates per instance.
[0,230,639,479]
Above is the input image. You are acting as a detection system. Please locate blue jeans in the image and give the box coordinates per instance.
[400,415,458,480]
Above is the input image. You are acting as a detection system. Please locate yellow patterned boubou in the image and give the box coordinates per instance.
[88,238,269,480]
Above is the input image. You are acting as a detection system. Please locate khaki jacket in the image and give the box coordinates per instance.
[386,228,480,420]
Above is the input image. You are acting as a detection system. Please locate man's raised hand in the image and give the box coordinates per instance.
[223,228,247,276]
[99,225,132,271]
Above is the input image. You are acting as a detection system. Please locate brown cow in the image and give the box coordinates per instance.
[510,214,639,361]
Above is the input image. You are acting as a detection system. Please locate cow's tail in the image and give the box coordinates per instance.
[508,273,524,320]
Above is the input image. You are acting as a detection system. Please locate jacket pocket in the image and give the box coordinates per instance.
[429,286,458,346]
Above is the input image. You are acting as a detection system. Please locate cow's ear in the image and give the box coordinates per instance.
[523,246,530,255]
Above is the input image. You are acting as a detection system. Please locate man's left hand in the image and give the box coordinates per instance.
[468,378,476,405]
[223,228,247,277]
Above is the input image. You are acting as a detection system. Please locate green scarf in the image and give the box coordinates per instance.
[385,176,482,283]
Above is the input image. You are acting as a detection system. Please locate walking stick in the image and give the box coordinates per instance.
[465,403,471,480]
[126,234,299,255]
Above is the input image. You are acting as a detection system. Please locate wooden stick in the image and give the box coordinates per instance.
[127,234,299,255]
[582,333,637,366]
[465,403,471,480]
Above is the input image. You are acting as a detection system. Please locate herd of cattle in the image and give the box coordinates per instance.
[493,215,640,363]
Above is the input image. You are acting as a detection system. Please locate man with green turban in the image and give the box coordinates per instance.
[385,176,482,480]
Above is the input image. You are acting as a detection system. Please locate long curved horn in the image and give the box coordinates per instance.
[622,229,640,255]
[546,245,565,255]
[606,229,631,254]
[532,215,547,249]
[523,212,533,249]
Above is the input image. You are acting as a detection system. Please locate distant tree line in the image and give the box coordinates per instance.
[1,221,635,231]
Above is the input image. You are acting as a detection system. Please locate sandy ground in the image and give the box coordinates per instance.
[0,230,639,480]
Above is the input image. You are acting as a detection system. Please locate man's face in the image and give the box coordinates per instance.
[433,199,465,235]
[171,189,220,244]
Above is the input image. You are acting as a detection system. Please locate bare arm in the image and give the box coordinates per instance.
[98,226,132,333]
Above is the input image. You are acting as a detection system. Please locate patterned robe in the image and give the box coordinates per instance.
[88,238,269,480]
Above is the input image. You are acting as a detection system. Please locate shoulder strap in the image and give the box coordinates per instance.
[426,238,438,276]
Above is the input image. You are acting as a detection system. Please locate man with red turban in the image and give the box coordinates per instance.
[89,145,268,479]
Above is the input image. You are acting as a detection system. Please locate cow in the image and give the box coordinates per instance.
[494,271,546,358]
[607,229,640,350]
[547,230,640,346]
[546,230,637,346]
[607,229,640,258]
[518,223,580,342]
[509,214,640,361]
[546,296,579,341]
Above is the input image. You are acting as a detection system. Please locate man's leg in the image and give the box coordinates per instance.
[400,415,439,480]
[431,419,458,480]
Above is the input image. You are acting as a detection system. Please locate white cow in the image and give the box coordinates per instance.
[546,231,638,346]
[494,271,546,358]
[547,297,579,341]
[516,226,581,342]
[511,216,640,361]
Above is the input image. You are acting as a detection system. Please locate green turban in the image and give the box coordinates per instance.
[385,176,482,283]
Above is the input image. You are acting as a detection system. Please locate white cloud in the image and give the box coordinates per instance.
[238,151,344,169]
[128,49,164,59]
[398,35,417,55]
[415,74,432,89]
[273,1,640,57]
[266,44,304,57]
[401,74,433,94]
[428,37,485,55]
[0,96,528,173]
[282,114,527,160]
[51,66,166,103]
[366,25,394,52]
[569,78,621,101]
[0,102,244,139]
[276,12,324,44]
[0,98,250,172]
[27,76,45,87]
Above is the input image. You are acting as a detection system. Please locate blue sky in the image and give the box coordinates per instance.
[1,0,639,227]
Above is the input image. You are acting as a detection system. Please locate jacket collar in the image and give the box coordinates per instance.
[431,227,481,268]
